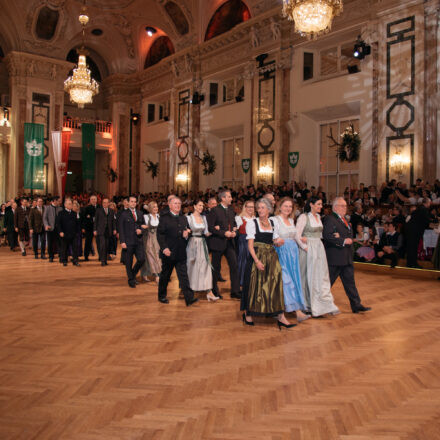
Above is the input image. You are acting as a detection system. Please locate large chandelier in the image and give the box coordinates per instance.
[282,0,343,39]
[64,2,99,108]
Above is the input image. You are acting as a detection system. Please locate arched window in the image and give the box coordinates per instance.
[66,49,102,82]
[35,6,59,40]
[205,0,251,41]
[144,36,175,69]
[164,2,189,36]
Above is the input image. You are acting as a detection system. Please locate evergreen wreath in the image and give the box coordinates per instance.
[143,160,159,179]
[200,150,217,175]
[327,123,361,163]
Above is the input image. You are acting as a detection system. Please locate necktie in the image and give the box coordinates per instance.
[105,209,108,215]
[341,216,349,228]
[132,210,136,221]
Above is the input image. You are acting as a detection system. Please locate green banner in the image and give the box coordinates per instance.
[82,123,96,180]
[24,122,44,190]
[288,152,299,169]
[241,158,251,174]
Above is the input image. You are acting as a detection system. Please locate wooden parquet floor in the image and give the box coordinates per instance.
[1,247,440,440]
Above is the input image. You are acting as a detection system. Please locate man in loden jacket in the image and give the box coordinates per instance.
[29,197,46,259]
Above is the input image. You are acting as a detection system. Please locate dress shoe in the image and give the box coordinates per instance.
[277,320,297,330]
[73,262,80,267]
[230,292,242,300]
[214,294,223,299]
[128,280,136,288]
[101,262,106,266]
[34,254,38,259]
[22,251,26,256]
[84,257,89,262]
[41,255,46,260]
[63,262,68,267]
[352,305,372,313]
[242,313,254,326]
[207,292,219,302]
[218,276,227,282]
[135,280,139,285]
[49,257,54,262]
[185,297,199,307]
[158,297,169,304]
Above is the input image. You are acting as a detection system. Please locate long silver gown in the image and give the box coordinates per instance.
[186,214,213,292]
[296,213,340,317]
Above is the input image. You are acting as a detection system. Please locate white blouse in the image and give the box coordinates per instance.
[144,213,159,227]
[272,216,303,248]
[187,213,210,235]
[246,218,279,240]
[295,213,322,250]
[235,215,255,229]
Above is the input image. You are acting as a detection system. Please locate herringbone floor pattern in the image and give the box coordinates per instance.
[0,247,439,440]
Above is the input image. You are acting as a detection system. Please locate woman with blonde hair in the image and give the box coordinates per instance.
[272,197,310,323]
[235,200,255,286]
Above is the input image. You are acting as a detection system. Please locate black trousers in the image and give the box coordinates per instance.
[211,241,240,296]
[376,252,398,267]
[406,233,422,267]
[120,248,127,264]
[158,256,193,301]
[32,231,46,256]
[125,242,145,282]
[97,234,109,263]
[84,230,95,258]
[60,236,78,264]
[7,230,17,250]
[329,264,362,311]
[46,230,59,259]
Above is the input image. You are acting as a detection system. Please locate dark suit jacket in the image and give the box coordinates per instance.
[14,206,30,230]
[4,209,15,232]
[118,209,145,246]
[406,206,430,236]
[207,205,237,252]
[94,207,116,236]
[377,231,403,253]
[29,207,45,233]
[56,209,78,240]
[81,204,98,231]
[322,213,354,266]
[157,211,189,261]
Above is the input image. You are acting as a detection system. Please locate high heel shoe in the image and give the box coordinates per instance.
[207,292,219,302]
[297,315,311,323]
[242,313,254,326]
[277,320,296,330]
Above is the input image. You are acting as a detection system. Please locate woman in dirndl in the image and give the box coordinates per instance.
[235,200,255,287]
[144,201,162,283]
[241,198,295,329]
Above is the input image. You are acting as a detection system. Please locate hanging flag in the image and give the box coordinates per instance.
[288,152,299,169]
[24,122,45,190]
[82,123,95,180]
[241,158,251,174]
[51,129,72,196]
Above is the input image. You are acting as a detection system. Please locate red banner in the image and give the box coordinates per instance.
[61,130,71,196]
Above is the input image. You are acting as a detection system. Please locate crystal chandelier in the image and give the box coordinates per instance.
[64,2,99,108]
[282,0,343,39]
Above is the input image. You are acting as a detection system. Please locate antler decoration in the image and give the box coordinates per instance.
[327,127,342,148]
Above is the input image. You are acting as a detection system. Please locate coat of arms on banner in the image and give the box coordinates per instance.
[26,139,43,157]
[241,158,251,173]
[57,162,67,178]
[288,152,299,169]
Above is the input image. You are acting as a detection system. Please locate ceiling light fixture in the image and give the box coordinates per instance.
[282,0,343,39]
[145,26,157,37]
[64,0,99,108]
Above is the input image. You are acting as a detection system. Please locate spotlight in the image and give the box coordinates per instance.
[353,36,371,60]
[145,26,157,37]
[191,92,204,105]
[131,113,140,125]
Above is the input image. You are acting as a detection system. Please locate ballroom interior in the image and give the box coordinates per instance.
[0,0,438,202]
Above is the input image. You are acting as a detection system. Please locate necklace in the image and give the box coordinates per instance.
[260,219,270,229]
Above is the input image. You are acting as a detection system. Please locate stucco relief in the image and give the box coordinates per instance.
[112,14,135,59]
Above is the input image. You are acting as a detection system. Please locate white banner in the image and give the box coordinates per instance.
[51,131,63,197]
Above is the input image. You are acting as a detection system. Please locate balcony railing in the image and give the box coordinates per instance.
[63,117,112,134]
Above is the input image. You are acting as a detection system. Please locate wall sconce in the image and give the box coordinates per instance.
[257,165,274,180]
[390,149,410,177]
[176,173,189,183]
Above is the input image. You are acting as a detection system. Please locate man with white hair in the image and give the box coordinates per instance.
[322,197,371,313]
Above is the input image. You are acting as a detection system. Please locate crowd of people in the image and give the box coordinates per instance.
[1,178,439,325]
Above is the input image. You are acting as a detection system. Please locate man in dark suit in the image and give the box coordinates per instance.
[14,198,30,256]
[405,198,431,268]
[56,198,80,266]
[119,196,147,288]
[207,190,241,299]
[94,197,116,266]
[322,197,371,313]
[43,196,62,262]
[157,196,197,306]
[116,197,129,264]
[29,197,46,259]
[159,194,176,216]
[4,201,17,251]
[375,221,403,268]
[81,195,98,261]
